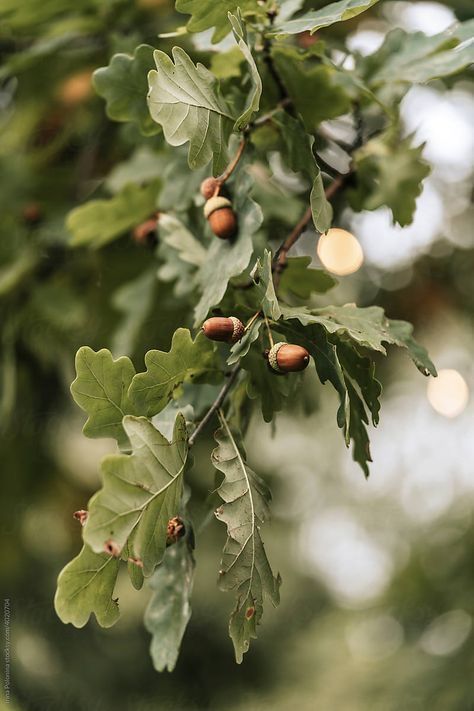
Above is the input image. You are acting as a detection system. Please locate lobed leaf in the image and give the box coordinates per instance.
[83,414,188,576]
[93,45,159,136]
[144,536,195,672]
[54,545,120,628]
[175,0,265,44]
[271,0,380,36]
[147,47,234,174]
[129,328,221,417]
[212,414,280,662]
[71,346,137,450]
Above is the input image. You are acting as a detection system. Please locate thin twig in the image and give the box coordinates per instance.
[245,310,261,331]
[264,314,274,348]
[188,363,241,447]
[216,137,247,188]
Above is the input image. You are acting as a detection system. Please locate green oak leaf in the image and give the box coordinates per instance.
[54,545,120,628]
[67,181,160,248]
[279,257,337,298]
[147,47,234,174]
[144,536,195,673]
[227,318,262,366]
[338,342,382,427]
[212,414,280,663]
[83,415,188,576]
[362,21,474,86]
[93,44,159,136]
[273,111,333,233]
[387,319,437,376]
[70,346,136,450]
[158,213,207,267]
[280,303,396,354]
[271,0,380,36]
[349,129,430,226]
[194,171,263,326]
[272,46,352,131]
[129,328,221,417]
[228,11,262,131]
[175,0,265,44]
[251,250,281,320]
[344,378,372,477]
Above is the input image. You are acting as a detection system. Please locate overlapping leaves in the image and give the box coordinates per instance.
[212,414,280,662]
[271,0,380,36]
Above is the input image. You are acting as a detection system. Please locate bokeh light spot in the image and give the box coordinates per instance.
[317,228,364,275]
[427,369,469,418]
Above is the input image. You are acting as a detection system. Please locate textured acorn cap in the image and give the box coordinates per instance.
[204,196,232,219]
[229,316,245,343]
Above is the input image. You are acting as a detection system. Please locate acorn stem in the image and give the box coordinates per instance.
[264,314,274,348]
[245,310,261,332]
[216,137,247,186]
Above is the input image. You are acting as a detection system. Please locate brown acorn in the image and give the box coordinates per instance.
[204,196,237,239]
[202,316,244,344]
[133,216,159,247]
[200,176,220,199]
[268,342,310,373]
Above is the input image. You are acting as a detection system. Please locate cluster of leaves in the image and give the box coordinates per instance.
[3,0,470,671]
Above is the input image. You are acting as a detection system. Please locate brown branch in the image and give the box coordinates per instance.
[216,137,247,188]
[188,363,241,447]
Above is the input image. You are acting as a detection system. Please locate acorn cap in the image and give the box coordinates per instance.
[204,196,232,219]
[229,316,245,343]
[268,342,286,373]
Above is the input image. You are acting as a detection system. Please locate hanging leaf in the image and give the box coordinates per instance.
[228,11,262,131]
[228,317,262,366]
[54,545,120,628]
[93,45,159,136]
[147,47,235,174]
[70,346,137,450]
[387,319,437,376]
[273,111,333,232]
[271,0,380,36]
[67,181,160,248]
[349,129,430,226]
[144,536,195,672]
[194,173,263,326]
[243,349,294,423]
[279,257,337,298]
[212,414,280,662]
[175,0,265,44]
[83,414,188,577]
[129,329,221,417]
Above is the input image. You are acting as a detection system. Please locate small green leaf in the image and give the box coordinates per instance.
[129,329,221,417]
[228,318,262,366]
[144,537,195,673]
[147,47,234,174]
[83,414,188,576]
[272,0,380,36]
[251,250,281,320]
[70,346,136,449]
[93,45,159,136]
[243,349,294,423]
[175,0,265,43]
[279,257,337,298]
[67,181,160,248]
[212,414,280,663]
[228,10,262,131]
[158,213,207,267]
[54,546,120,628]
[273,111,333,233]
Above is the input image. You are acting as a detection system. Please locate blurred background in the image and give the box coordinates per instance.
[1,0,473,709]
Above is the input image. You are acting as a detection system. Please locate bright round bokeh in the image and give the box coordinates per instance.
[427,368,469,418]
[317,228,364,276]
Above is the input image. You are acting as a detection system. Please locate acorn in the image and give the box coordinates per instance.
[204,196,237,239]
[202,316,244,344]
[132,216,158,247]
[267,342,310,373]
[200,176,220,199]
